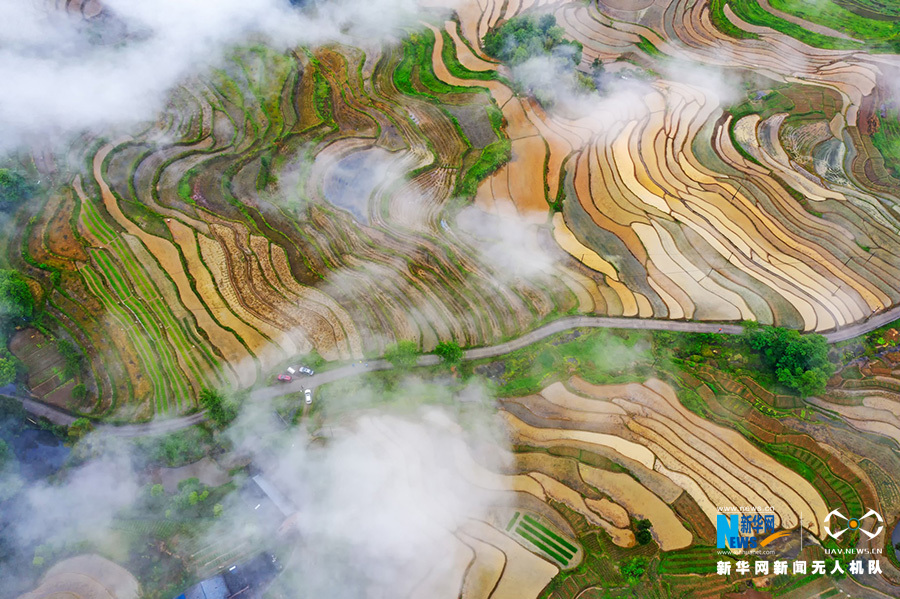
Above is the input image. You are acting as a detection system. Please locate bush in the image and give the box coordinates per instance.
[58,340,84,379]
[68,417,93,441]
[384,340,420,369]
[620,556,648,584]
[434,340,463,364]
[199,388,238,429]
[71,383,87,401]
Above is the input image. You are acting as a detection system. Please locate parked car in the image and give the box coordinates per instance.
[277,374,292,382]
[304,389,312,404]
[297,366,314,376]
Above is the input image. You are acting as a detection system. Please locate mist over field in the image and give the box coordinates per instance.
[0,0,430,153]
[1,380,512,597]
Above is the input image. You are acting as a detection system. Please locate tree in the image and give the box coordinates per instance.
[482,14,582,67]
[0,270,34,327]
[384,340,420,369]
[72,383,87,401]
[0,353,17,386]
[434,340,463,364]
[634,518,653,545]
[57,340,84,379]
[213,503,224,518]
[620,556,648,585]
[744,326,834,396]
[0,169,35,211]
[199,387,237,428]
[150,483,164,497]
[68,417,93,441]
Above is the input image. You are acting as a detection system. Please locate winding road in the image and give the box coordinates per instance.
[15,307,900,436]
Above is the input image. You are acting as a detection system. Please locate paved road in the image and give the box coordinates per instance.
[17,396,77,427]
[16,308,900,436]
[821,305,900,343]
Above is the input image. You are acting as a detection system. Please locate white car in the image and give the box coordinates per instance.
[304,389,312,405]
[298,366,314,376]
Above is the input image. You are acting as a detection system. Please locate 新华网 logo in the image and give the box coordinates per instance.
[823,509,884,540]
[716,513,791,550]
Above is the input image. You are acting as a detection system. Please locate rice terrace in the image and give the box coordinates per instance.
[3,0,900,598]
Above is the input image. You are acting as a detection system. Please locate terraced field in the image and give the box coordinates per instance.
[14,1,900,428]
[404,374,889,599]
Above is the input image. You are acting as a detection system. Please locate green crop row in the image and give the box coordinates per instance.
[394,29,482,102]
[709,0,761,39]
[516,524,572,564]
[724,0,865,50]
[90,250,191,412]
[518,519,576,560]
[440,29,499,82]
[522,514,579,553]
[871,107,900,180]
[81,192,218,408]
[455,138,511,197]
[769,0,896,41]
[88,247,196,413]
[79,190,118,244]
[80,265,170,413]
[765,443,862,516]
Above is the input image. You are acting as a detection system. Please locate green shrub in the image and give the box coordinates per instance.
[434,340,464,364]
[68,417,93,441]
[199,387,238,428]
[455,138,511,197]
[57,340,83,379]
[620,556,648,584]
[71,383,87,401]
[384,340,420,369]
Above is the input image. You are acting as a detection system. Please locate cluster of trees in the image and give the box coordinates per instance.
[483,14,582,66]
[138,428,215,467]
[620,556,648,585]
[199,388,238,428]
[0,169,35,212]
[0,270,36,386]
[633,518,653,545]
[384,339,464,369]
[149,477,224,519]
[483,14,594,107]
[743,325,833,396]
